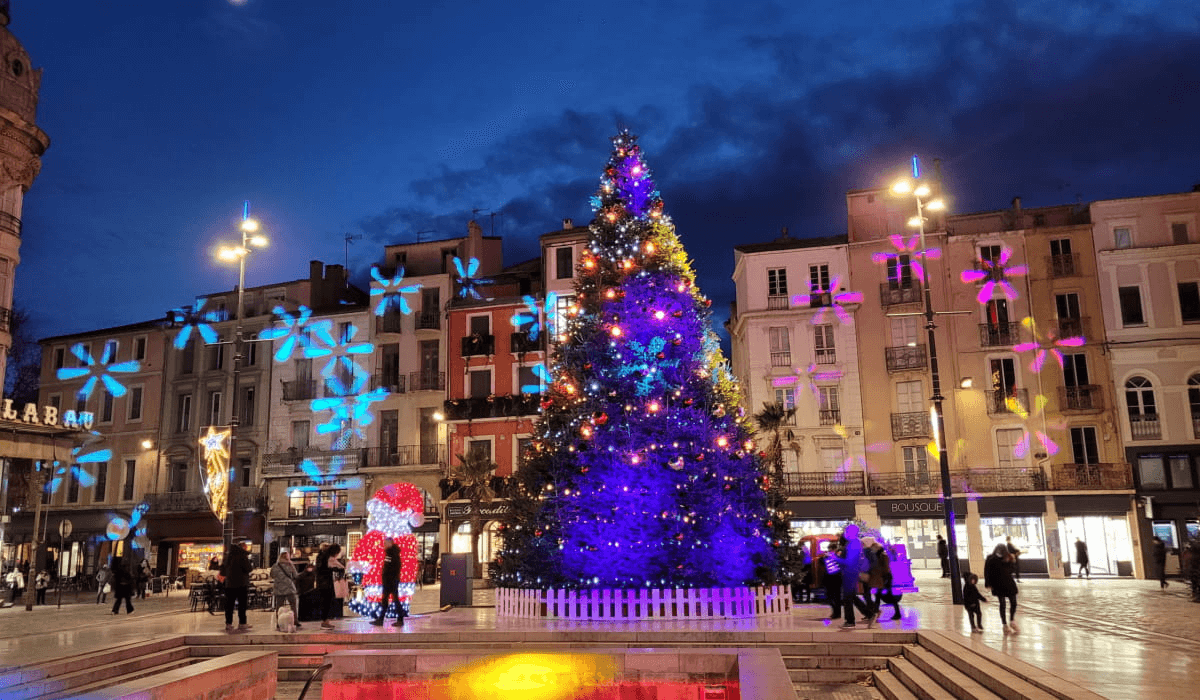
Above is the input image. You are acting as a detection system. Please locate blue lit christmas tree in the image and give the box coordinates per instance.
[493,131,777,590]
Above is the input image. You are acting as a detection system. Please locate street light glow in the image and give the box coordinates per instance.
[218,247,244,261]
[891,179,912,194]
[141,439,153,450]
[914,184,931,197]
[927,199,946,211]
[249,234,268,248]
[240,218,260,233]
[907,216,923,228]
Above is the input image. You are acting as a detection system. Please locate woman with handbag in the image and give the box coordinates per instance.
[314,544,345,630]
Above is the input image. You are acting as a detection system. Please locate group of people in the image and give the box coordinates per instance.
[4,562,56,606]
[817,524,902,629]
[962,543,1022,634]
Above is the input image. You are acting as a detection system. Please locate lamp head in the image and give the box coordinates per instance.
[891,179,912,195]
[218,247,245,261]
[240,218,260,233]
[926,199,946,211]
[907,216,923,228]
[914,184,931,198]
[248,234,268,248]
[141,439,154,450]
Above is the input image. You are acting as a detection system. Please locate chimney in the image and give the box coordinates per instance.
[562,218,573,230]
[777,226,790,241]
[1012,197,1022,215]
[466,220,484,261]
[1192,183,1200,192]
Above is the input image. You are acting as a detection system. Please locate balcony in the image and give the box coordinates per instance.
[969,263,1005,284]
[373,373,406,394]
[808,292,832,308]
[769,351,791,367]
[779,471,866,497]
[1055,316,1089,339]
[282,380,317,401]
[510,331,542,354]
[891,412,930,440]
[766,295,790,310]
[0,211,21,237]
[462,335,495,356]
[879,282,922,306]
[1129,414,1161,440]
[868,472,942,496]
[957,468,1048,493]
[885,344,927,372]
[376,313,404,334]
[1059,384,1102,412]
[263,447,366,472]
[417,312,440,330]
[979,322,1020,347]
[1047,253,1079,278]
[443,394,541,420]
[145,487,267,513]
[362,444,447,468]
[1052,463,1133,490]
[986,388,1028,415]
[409,371,445,392]
[818,409,841,426]
[815,348,836,365]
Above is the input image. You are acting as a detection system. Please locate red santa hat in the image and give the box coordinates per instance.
[369,482,424,518]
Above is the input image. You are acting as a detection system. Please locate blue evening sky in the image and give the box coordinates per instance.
[11,0,1200,340]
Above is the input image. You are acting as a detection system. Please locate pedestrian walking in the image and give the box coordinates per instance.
[821,540,843,622]
[96,563,112,604]
[864,538,902,620]
[937,534,949,578]
[1006,536,1022,580]
[271,551,302,631]
[6,568,24,603]
[826,524,875,629]
[136,559,151,599]
[110,557,135,615]
[1152,536,1169,589]
[35,570,49,605]
[372,537,405,626]
[962,573,988,633]
[1075,538,1090,579]
[984,543,1019,634]
[221,540,254,633]
[315,543,345,630]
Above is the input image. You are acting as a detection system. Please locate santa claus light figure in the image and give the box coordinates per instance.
[348,483,425,619]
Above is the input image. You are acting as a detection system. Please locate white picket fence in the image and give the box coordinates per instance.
[495,585,792,620]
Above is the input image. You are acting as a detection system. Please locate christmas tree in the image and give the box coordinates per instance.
[493,131,777,590]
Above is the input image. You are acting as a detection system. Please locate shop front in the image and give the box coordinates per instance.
[445,500,511,576]
[978,496,1048,577]
[785,499,857,544]
[877,497,968,572]
[1056,494,1136,577]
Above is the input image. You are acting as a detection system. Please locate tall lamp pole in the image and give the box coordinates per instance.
[218,202,267,550]
[891,171,963,604]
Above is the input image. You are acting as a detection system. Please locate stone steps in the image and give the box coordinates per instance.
[2,645,194,700]
[38,657,198,700]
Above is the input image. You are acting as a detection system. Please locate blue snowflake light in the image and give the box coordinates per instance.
[260,305,330,362]
[370,265,421,316]
[169,298,222,350]
[511,292,558,341]
[305,322,374,396]
[311,388,389,441]
[106,503,150,551]
[56,342,140,399]
[614,336,679,396]
[453,257,493,300]
[295,455,364,491]
[520,363,551,395]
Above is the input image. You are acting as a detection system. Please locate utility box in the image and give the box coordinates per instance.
[440,553,473,607]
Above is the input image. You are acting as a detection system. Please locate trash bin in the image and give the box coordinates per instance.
[440,553,473,607]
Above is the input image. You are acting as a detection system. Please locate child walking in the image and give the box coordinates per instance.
[963,573,988,633]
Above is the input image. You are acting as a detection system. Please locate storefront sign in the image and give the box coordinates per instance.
[0,399,94,430]
[878,498,967,518]
[446,502,512,519]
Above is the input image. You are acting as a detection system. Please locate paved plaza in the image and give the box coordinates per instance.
[1,573,1197,699]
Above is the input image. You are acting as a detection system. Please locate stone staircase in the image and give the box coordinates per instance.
[0,636,195,700]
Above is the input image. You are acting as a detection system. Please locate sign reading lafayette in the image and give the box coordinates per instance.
[0,399,94,430]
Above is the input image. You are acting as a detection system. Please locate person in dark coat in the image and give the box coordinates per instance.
[984,543,1019,634]
[110,557,135,615]
[1005,536,1022,581]
[962,572,988,633]
[820,540,843,621]
[315,543,344,629]
[825,524,874,628]
[1075,538,1090,579]
[372,538,405,626]
[220,540,254,632]
[1152,536,1168,589]
[937,534,949,578]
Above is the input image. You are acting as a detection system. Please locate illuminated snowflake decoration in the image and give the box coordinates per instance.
[511,292,559,341]
[305,321,374,396]
[311,388,389,441]
[615,336,678,395]
[370,265,421,316]
[871,234,941,284]
[260,305,329,362]
[1009,393,1061,460]
[1012,317,1086,373]
[295,456,364,492]
[960,246,1028,304]
[790,274,863,324]
[520,363,552,395]
[56,342,141,399]
[169,298,222,350]
[107,503,150,551]
[453,257,493,300]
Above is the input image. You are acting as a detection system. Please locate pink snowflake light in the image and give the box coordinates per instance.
[1012,317,1086,373]
[1010,393,1061,459]
[790,274,863,324]
[771,363,844,395]
[960,245,1028,304]
[871,234,942,284]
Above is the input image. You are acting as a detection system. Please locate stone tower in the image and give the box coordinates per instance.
[0,3,50,385]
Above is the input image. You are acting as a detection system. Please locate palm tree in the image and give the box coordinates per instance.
[754,401,796,483]
[452,450,497,578]
[754,401,804,590]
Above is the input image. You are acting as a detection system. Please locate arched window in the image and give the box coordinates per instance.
[1125,376,1160,440]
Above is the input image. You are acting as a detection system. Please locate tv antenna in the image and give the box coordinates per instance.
[343,233,363,274]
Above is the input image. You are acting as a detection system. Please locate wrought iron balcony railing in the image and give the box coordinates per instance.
[373,373,406,394]
[1059,384,1102,412]
[818,409,841,426]
[979,322,1020,347]
[145,487,267,513]
[282,380,317,401]
[779,471,866,497]
[408,371,445,391]
[510,331,542,354]
[462,335,495,356]
[1052,463,1132,490]
[815,348,836,364]
[891,412,930,440]
[986,388,1028,415]
[885,344,927,372]
[770,351,791,367]
[868,472,942,496]
[376,313,404,334]
[766,295,790,310]
[1055,316,1089,339]
[1047,253,1079,278]
[879,282,922,306]
[0,212,21,237]
[443,393,541,420]
[416,312,440,330]
[362,444,447,468]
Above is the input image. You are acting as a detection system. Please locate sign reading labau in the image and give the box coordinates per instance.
[1,399,94,430]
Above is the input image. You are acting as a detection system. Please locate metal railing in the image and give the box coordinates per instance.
[957,467,1048,493]
[417,312,440,330]
[891,412,929,440]
[373,373,405,394]
[818,409,841,426]
[361,444,446,467]
[376,313,404,334]
[986,388,1028,415]
[879,282,922,306]
[815,348,836,364]
[443,394,541,420]
[1048,253,1079,278]
[408,371,445,391]
[885,344,927,372]
[1055,316,1089,339]
[979,323,1020,347]
[1052,463,1132,490]
[779,471,866,497]
[462,335,495,356]
[1129,414,1161,440]
[767,295,790,310]
[0,211,21,237]
[808,292,832,308]
[868,472,942,496]
[510,331,542,354]
[282,380,317,401]
[769,351,791,367]
[1059,384,1102,411]
[145,487,267,513]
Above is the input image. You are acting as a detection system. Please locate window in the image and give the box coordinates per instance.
[767,268,788,296]
[814,325,835,363]
[817,386,840,424]
[75,391,87,413]
[1172,222,1190,245]
[469,314,491,336]
[1189,375,1200,433]
[134,337,146,361]
[122,460,136,501]
[1125,376,1157,417]
[240,386,255,426]
[128,386,143,421]
[53,347,65,370]
[809,264,830,291]
[207,391,222,427]
[819,444,845,472]
[902,445,929,486]
[67,469,80,503]
[93,462,108,503]
[979,244,1002,266]
[555,247,573,279]
[289,486,350,518]
[1178,282,1200,323]
[48,394,61,411]
[887,255,913,288]
[209,338,224,370]
[1063,354,1090,387]
[995,428,1027,468]
[1169,455,1194,489]
[896,381,923,413]
[1137,456,1165,490]
[103,339,118,362]
[1117,286,1145,326]
[101,390,114,423]
[180,340,195,375]
[774,387,796,411]
[1114,227,1131,249]
[990,357,1018,396]
[1070,427,1099,465]
[1055,293,1081,320]
[468,439,492,461]
[554,295,575,342]
[518,364,544,394]
[768,327,790,366]
[891,316,920,347]
[240,459,251,488]
[245,332,257,366]
[470,369,492,398]
[177,394,192,433]
[76,344,90,367]
[516,437,534,469]
[292,420,310,451]
[1050,238,1072,256]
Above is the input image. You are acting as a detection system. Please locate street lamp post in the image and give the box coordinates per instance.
[891,174,963,605]
[218,202,267,550]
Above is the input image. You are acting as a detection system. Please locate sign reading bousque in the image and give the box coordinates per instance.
[0,399,94,430]
[877,498,969,518]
